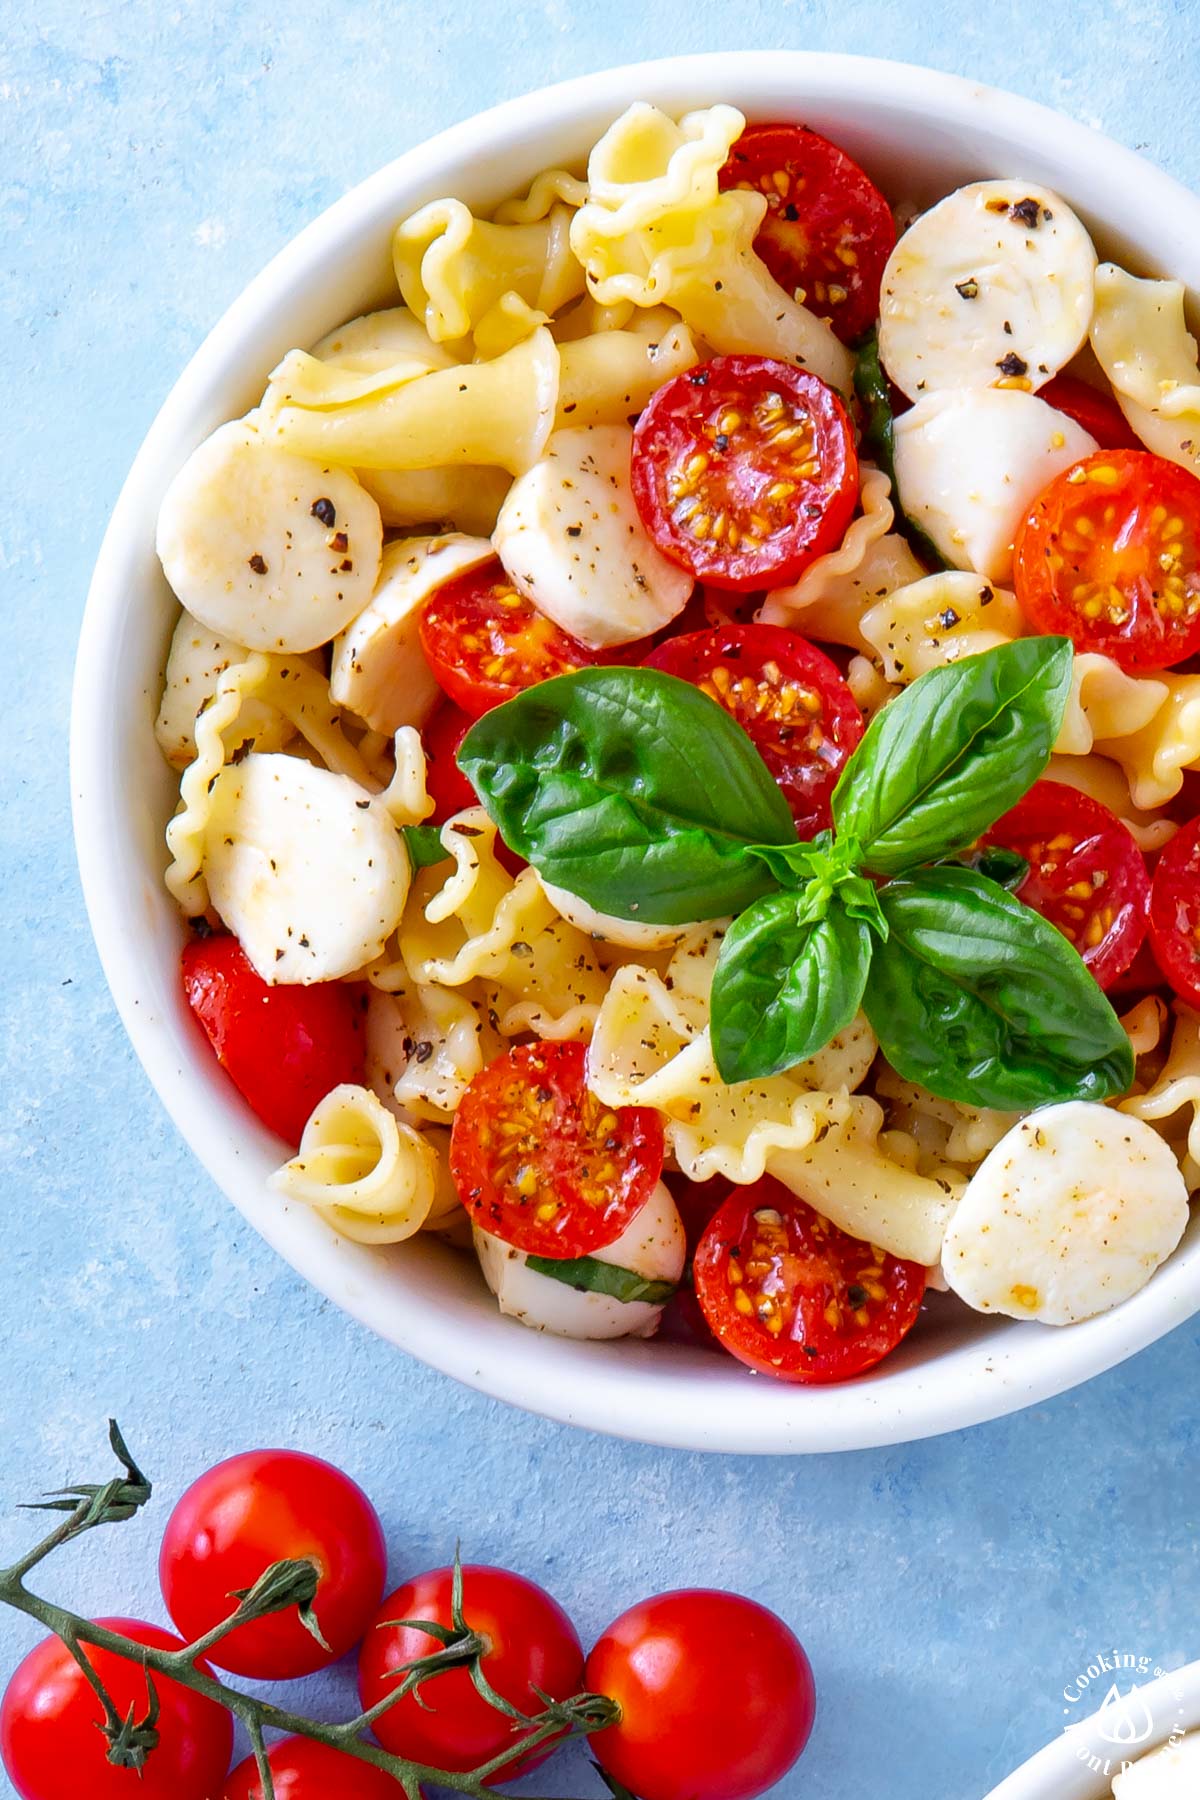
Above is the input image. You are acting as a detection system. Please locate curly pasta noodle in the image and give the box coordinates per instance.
[269,1084,440,1243]
[760,466,896,636]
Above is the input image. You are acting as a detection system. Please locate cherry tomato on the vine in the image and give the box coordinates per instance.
[631,356,858,592]
[0,1619,233,1800]
[1014,448,1200,672]
[693,1177,926,1383]
[644,623,863,837]
[586,1588,816,1800]
[1038,373,1141,452]
[450,1040,665,1257]
[224,1736,399,1799]
[181,935,365,1146]
[719,122,895,344]
[983,779,1150,989]
[1149,812,1200,1008]
[358,1565,583,1776]
[419,557,605,716]
[160,1450,386,1681]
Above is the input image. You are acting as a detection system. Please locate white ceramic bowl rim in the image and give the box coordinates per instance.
[71,51,1200,1454]
[984,1657,1200,1799]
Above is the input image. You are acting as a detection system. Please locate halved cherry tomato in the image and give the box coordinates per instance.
[159,1450,386,1680]
[422,703,479,819]
[693,1177,926,1383]
[224,1737,398,1799]
[645,623,863,836]
[1014,449,1200,672]
[1039,373,1141,451]
[1149,812,1200,1007]
[631,356,858,592]
[982,779,1150,989]
[450,1040,664,1257]
[358,1565,583,1777]
[181,935,365,1146]
[719,122,895,344]
[586,1589,815,1800]
[419,556,602,715]
[0,1619,233,1800]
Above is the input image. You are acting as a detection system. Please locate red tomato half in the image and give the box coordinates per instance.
[632,357,858,592]
[423,703,478,819]
[160,1450,386,1681]
[719,122,895,344]
[693,1177,926,1383]
[1,1619,233,1800]
[1039,373,1141,451]
[419,556,602,715]
[181,935,365,1146]
[450,1040,664,1257]
[983,779,1150,989]
[645,623,863,836]
[358,1566,583,1777]
[586,1589,815,1800]
[224,1738,399,1799]
[1014,449,1200,672]
[1149,812,1200,1007]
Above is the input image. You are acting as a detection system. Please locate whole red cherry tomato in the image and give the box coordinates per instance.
[586,1589,816,1800]
[358,1565,583,1776]
[1149,812,1200,1007]
[224,1736,398,1798]
[1,1618,233,1800]
[160,1450,386,1680]
[181,935,365,1146]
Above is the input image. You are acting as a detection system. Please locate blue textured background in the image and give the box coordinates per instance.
[4,5,1200,1797]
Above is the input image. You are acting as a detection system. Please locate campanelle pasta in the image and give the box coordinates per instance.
[152,99,1200,1381]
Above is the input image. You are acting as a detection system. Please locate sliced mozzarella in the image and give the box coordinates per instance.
[204,752,410,984]
[330,534,493,735]
[156,420,383,653]
[942,1102,1188,1326]
[539,877,703,950]
[154,613,297,768]
[893,388,1097,581]
[473,1177,685,1339]
[492,424,693,648]
[879,180,1096,400]
[1113,1732,1200,1797]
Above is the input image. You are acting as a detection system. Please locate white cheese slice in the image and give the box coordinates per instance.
[879,179,1097,400]
[893,388,1097,581]
[156,419,383,653]
[204,752,410,984]
[473,1177,685,1339]
[942,1102,1188,1326]
[492,424,693,648]
[538,877,704,950]
[330,533,493,735]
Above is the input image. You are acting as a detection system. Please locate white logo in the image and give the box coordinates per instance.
[1060,1651,1189,1780]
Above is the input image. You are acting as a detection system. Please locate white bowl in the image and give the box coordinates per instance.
[72,51,1200,1454]
[985,1659,1200,1798]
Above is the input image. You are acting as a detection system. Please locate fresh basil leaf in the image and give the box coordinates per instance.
[853,332,948,569]
[864,864,1134,1110]
[401,824,451,869]
[744,829,857,891]
[458,668,798,924]
[950,844,1030,891]
[832,638,1073,876]
[524,1254,678,1307]
[711,886,873,1084]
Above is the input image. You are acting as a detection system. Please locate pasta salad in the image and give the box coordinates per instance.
[153,101,1200,1385]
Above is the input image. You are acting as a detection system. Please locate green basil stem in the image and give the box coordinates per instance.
[0,1423,620,1798]
[852,332,949,569]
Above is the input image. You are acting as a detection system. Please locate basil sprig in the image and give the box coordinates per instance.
[458,638,1135,1110]
[458,667,796,922]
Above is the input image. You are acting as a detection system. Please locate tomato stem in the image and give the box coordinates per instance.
[0,1422,621,1800]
